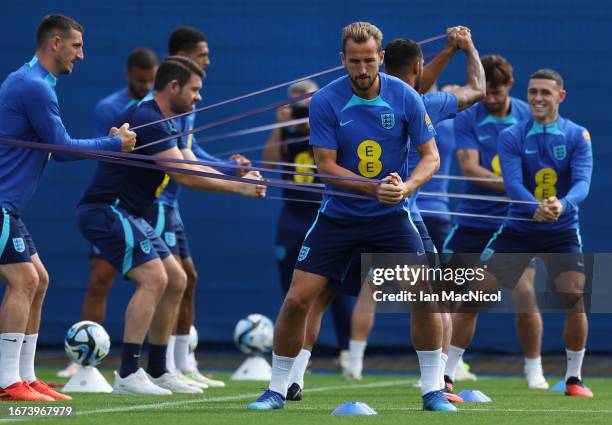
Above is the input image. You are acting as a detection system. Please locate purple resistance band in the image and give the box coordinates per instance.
[129,33,448,131]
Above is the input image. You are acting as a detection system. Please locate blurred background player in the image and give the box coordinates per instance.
[481,68,593,397]
[443,54,548,389]
[0,14,135,401]
[59,47,159,378]
[263,79,354,376]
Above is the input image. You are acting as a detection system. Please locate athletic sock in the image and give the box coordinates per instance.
[565,348,585,381]
[439,352,448,389]
[417,348,442,395]
[524,356,544,376]
[187,352,198,372]
[119,343,141,378]
[20,334,38,383]
[445,345,465,382]
[174,335,190,373]
[146,344,168,379]
[348,339,367,375]
[268,352,295,396]
[166,336,176,372]
[0,333,24,387]
[287,349,311,388]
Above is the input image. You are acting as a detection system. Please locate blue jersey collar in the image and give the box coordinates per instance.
[527,119,565,138]
[341,74,390,111]
[28,55,57,88]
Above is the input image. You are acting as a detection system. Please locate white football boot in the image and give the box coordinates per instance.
[149,371,203,394]
[113,368,172,395]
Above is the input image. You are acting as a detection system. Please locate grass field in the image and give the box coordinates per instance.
[3,368,612,424]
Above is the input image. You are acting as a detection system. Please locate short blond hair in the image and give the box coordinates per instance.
[342,21,383,53]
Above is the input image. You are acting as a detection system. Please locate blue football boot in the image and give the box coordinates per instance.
[247,389,286,410]
[422,390,458,412]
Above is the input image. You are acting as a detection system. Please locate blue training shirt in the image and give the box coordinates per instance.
[79,98,181,216]
[417,118,455,221]
[0,56,122,213]
[407,92,458,222]
[156,112,235,206]
[309,73,436,218]
[94,88,138,137]
[453,98,531,229]
[499,116,592,232]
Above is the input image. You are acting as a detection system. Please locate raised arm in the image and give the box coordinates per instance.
[443,31,486,112]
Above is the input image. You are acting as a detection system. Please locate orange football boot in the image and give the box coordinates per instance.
[0,381,54,401]
[565,377,594,398]
[29,380,73,400]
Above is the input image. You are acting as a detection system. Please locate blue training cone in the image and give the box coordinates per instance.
[457,390,493,402]
[331,402,378,415]
[550,380,566,392]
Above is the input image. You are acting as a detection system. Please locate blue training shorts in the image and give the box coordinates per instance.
[77,201,172,276]
[480,225,584,288]
[0,208,37,264]
[144,202,191,259]
[296,211,425,286]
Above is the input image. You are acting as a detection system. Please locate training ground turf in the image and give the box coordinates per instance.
[3,368,611,424]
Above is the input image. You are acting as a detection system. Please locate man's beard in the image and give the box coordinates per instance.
[350,73,378,93]
[128,83,147,100]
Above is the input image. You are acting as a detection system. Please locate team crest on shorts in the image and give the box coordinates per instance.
[297,246,310,261]
[12,238,25,253]
[140,239,152,254]
[380,113,395,129]
[164,232,177,247]
[553,145,567,160]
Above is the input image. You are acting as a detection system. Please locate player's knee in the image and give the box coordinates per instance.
[183,262,198,287]
[283,292,312,316]
[35,268,49,294]
[512,282,535,303]
[138,267,169,297]
[166,266,187,298]
[13,271,39,301]
[89,265,115,292]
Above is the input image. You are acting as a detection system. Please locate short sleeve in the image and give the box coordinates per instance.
[309,93,337,149]
[404,86,436,147]
[454,107,478,151]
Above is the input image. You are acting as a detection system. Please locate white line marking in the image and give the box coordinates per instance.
[1,379,404,420]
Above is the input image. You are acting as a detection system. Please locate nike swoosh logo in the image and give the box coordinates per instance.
[2,338,17,342]
[525,149,538,155]
[577,261,584,267]
[478,135,490,141]
[340,120,353,127]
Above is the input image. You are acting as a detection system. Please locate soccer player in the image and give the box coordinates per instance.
[283,28,485,403]
[263,79,354,376]
[442,55,548,389]
[249,21,455,412]
[77,56,265,395]
[151,26,241,389]
[0,14,136,401]
[417,85,459,250]
[480,68,593,397]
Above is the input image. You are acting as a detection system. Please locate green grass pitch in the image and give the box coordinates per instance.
[4,368,612,425]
